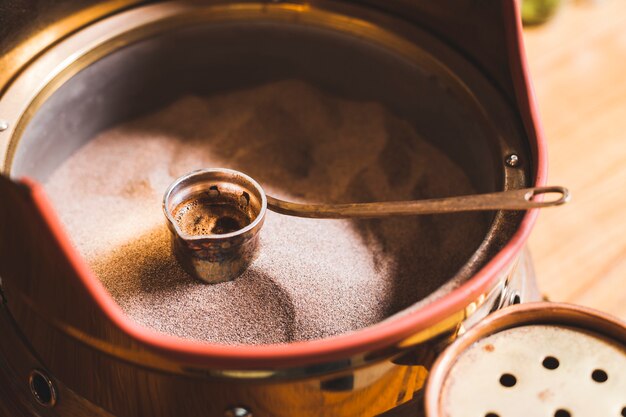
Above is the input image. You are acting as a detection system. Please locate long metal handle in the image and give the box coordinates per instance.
[266,186,570,219]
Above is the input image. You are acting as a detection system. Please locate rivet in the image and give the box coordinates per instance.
[224,406,252,417]
[28,369,57,408]
[505,154,520,167]
[0,120,8,132]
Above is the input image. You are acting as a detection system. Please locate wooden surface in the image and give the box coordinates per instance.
[524,0,626,320]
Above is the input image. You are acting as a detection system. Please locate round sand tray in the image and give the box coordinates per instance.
[45,80,488,345]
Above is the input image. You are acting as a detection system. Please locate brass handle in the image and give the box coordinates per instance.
[266,186,570,219]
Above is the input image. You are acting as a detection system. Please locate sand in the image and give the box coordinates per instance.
[44,80,487,345]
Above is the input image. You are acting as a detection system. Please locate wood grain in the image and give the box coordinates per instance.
[524,0,626,320]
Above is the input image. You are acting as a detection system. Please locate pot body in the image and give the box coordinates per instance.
[0,245,537,417]
[0,1,546,416]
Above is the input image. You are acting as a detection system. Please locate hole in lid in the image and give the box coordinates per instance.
[591,369,608,383]
[499,373,517,387]
[543,356,560,370]
[554,409,571,417]
[29,370,55,407]
[621,406,626,417]
[485,413,500,417]
[512,294,521,305]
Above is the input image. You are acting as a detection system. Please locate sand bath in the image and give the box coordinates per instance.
[44,80,487,345]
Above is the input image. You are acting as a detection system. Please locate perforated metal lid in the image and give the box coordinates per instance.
[425,303,626,417]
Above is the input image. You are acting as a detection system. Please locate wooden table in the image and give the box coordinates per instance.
[524,0,626,320]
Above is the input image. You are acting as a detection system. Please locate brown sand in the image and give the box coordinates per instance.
[44,80,487,345]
